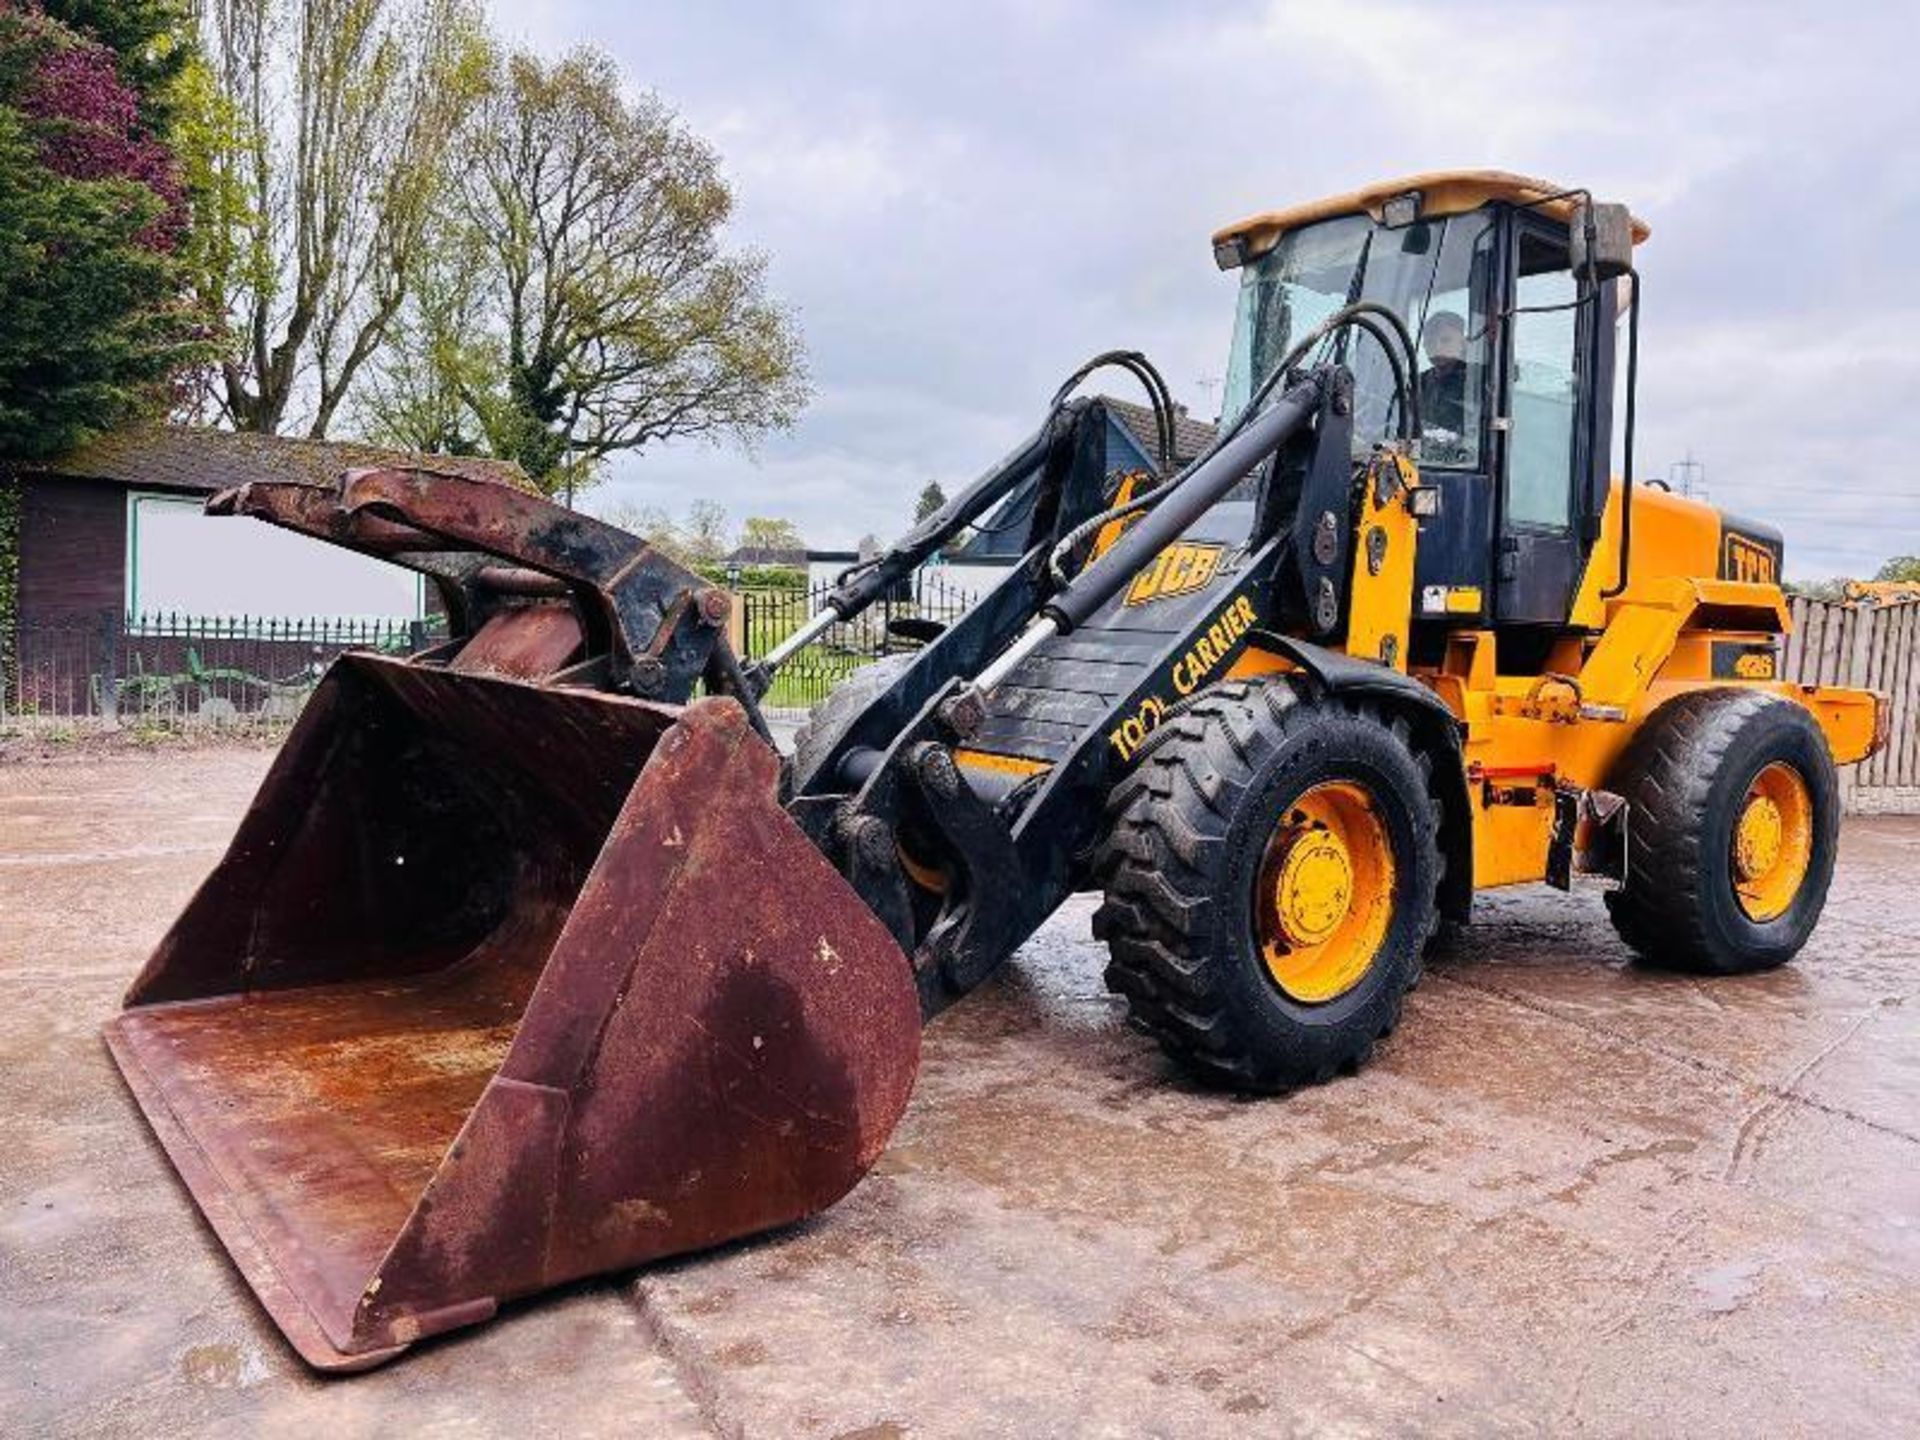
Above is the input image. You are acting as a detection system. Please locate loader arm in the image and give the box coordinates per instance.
[790,368,1364,1016]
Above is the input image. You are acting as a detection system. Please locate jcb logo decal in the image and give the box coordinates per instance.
[1125,542,1224,606]
[1722,533,1780,586]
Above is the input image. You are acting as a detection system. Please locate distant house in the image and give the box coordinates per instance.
[723,545,812,570]
[1104,396,1221,472]
[8,424,529,634]
[940,395,1218,568]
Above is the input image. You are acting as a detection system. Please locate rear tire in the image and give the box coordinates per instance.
[1093,678,1441,1092]
[1604,689,1839,975]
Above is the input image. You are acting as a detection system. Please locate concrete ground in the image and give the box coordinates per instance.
[3,747,1916,1438]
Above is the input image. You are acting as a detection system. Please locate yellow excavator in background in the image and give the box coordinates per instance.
[1846,580,1920,605]
[106,170,1884,1369]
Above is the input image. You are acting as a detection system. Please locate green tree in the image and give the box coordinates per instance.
[357,235,488,454]
[737,515,805,555]
[39,0,193,130]
[1783,576,1849,602]
[1875,556,1920,583]
[0,11,204,459]
[914,481,947,523]
[372,47,808,501]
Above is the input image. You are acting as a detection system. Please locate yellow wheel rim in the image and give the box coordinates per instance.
[1256,781,1396,1003]
[1732,761,1813,922]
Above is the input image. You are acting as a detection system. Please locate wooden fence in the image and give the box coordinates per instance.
[1783,597,1920,812]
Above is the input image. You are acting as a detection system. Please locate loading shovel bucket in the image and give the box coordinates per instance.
[104,655,920,1370]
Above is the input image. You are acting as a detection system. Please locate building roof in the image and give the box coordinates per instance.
[725,545,811,567]
[1103,396,1219,472]
[1212,169,1651,264]
[23,423,530,495]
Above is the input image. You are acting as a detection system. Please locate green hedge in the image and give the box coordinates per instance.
[694,562,807,590]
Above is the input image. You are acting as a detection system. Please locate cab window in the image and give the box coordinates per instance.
[1505,230,1579,529]
[1220,209,1495,471]
[1397,214,1497,468]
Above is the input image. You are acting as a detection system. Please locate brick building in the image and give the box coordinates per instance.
[6,425,526,634]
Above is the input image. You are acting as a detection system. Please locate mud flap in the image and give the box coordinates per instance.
[104,656,919,1370]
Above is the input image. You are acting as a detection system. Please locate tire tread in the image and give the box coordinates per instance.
[1093,678,1444,1090]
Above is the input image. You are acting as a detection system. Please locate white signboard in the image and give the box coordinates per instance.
[127,493,424,625]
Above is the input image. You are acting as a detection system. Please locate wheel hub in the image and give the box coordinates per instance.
[1272,828,1354,946]
[1733,794,1784,881]
[1255,781,1397,1005]
[1731,761,1814,923]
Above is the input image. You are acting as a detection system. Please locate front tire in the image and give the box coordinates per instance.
[789,651,916,788]
[1604,689,1839,974]
[1094,679,1441,1092]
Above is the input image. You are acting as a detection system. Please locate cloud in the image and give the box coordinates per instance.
[489,0,1919,577]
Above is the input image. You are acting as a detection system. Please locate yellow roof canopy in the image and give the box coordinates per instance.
[1212,169,1651,262]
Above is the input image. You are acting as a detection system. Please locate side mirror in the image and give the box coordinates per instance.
[1570,200,1634,281]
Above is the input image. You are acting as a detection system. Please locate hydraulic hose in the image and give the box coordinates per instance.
[1046,479,1168,586]
[1050,350,1180,472]
[760,348,1182,676]
[1042,301,1423,589]
[1046,373,1326,632]
[964,373,1328,704]
[832,349,1180,607]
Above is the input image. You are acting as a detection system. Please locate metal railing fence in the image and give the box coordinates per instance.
[3,611,441,731]
[19,590,1903,801]
[739,570,981,713]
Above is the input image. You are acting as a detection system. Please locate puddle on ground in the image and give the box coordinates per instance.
[179,1341,270,1390]
[1691,1258,1763,1315]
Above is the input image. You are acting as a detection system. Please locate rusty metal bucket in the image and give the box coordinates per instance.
[104,655,920,1370]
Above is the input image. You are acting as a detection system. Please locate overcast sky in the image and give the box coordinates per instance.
[487,0,1920,579]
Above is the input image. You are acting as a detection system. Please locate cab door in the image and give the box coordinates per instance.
[1495,219,1589,624]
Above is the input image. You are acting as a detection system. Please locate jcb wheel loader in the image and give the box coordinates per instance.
[107,171,1886,1368]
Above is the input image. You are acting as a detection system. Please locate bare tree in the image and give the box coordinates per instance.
[680,499,732,565]
[192,0,485,436]
[357,235,487,453]
[371,47,808,500]
[587,497,736,570]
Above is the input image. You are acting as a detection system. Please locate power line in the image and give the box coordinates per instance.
[1669,452,1707,502]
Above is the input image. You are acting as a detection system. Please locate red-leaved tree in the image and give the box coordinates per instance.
[0,1,205,455]
[9,10,184,246]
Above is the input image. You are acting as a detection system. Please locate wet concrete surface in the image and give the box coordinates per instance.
[3,748,1917,1436]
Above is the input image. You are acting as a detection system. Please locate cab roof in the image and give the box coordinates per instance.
[1212,169,1651,263]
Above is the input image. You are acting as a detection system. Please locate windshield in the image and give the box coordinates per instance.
[1219,208,1496,467]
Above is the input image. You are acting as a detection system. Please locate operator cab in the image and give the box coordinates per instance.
[1214,170,1646,642]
